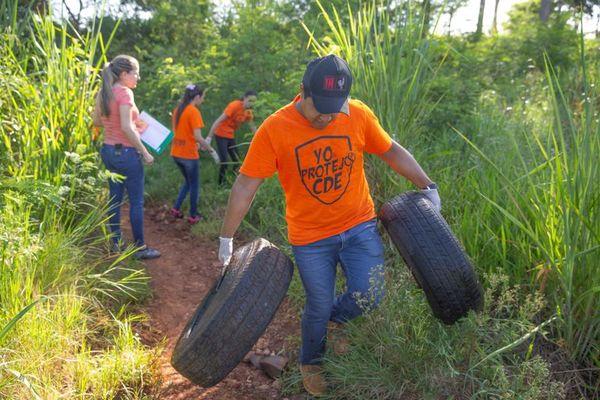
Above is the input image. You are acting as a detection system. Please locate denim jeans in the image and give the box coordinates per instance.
[215,136,240,185]
[292,218,385,365]
[100,144,145,247]
[172,157,200,216]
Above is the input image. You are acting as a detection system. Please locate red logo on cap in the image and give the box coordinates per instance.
[324,77,335,90]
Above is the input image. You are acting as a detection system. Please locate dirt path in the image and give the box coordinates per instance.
[136,206,302,399]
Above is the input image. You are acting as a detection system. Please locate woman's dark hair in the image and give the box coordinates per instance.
[240,90,257,100]
[97,55,138,117]
[175,84,204,127]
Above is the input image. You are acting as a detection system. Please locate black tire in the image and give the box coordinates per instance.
[170,238,294,387]
[379,191,483,324]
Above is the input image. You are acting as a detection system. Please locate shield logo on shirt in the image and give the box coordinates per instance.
[295,136,355,205]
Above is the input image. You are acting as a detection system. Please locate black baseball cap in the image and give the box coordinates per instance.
[302,55,352,115]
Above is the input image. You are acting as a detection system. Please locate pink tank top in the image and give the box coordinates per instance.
[101,84,140,147]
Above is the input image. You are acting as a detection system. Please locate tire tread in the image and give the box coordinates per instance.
[379,192,483,324]
[171,238,293,386]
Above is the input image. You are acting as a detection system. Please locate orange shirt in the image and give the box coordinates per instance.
[214,100,253,139]
[171,104,204,159]
[240,97,392,245]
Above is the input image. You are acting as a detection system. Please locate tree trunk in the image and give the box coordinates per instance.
[422,0,432,37]
[60,0,83,30]
[539,0,552,23]
[491,0,500,34]
[475,0,485,38]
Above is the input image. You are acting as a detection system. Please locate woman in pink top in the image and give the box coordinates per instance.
[93,54,160,259]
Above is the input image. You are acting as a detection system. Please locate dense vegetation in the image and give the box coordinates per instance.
[1,0,598,398]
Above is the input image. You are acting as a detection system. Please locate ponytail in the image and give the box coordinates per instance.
[99,65,117,116]
[175,84,204,127]
[97,55,138,117]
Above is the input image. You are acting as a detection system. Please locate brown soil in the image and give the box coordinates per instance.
[135,206,303,400]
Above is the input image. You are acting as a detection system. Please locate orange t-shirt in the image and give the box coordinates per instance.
[214,100,253,139]
[171,104,204,159]
[240,97,392,245]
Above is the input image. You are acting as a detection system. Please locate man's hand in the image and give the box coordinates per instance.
[421,184,441,212]
[205,136,212,146]
[219,237,233,266]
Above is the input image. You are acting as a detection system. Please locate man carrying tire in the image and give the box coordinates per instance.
[218,54,440,397]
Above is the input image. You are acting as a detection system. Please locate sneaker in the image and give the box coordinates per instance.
[300,364,327,397]
[327,321,350,356]
[170,207,184,218]
[134,246,161,260]
[187,215,202,225]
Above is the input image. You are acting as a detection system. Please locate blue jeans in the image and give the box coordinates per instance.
[292,218,385,365]
[172,157,200,216]
[100,144,145,247]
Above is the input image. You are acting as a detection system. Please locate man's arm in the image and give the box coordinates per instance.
[377,140,441,210]
[377,141,434,189]
[218,173,264,265]
[221,173,264,237]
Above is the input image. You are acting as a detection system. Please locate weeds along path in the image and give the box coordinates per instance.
[136,206,300,400]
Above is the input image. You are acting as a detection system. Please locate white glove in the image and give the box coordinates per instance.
[421,184,441,212]
[205,136,212,146]
[208,147,220,163]
[218,237,233,266]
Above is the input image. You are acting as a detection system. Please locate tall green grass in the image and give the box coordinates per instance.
[282,269,566,399]
[428,50,600,369]
[0,194,155,398]
[455,57,600,366]
[2,16,98,179]
[1,2,158,398]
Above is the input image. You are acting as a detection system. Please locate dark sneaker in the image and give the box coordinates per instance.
[134,246,161,260]
[170,207,184,218]
[187,215,202,225]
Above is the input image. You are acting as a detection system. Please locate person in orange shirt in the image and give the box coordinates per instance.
[217,55,441,397]
[170,84,212,224]
[206,90,258,185]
